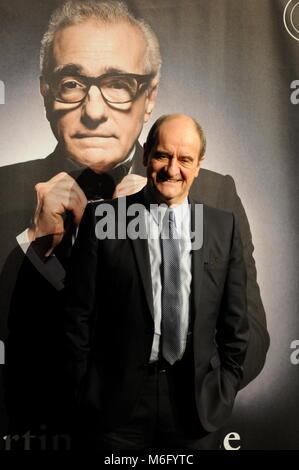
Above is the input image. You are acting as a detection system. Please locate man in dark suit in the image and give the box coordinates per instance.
[1,0,268,440]
[65,114,249,450]
[1,0,160,436]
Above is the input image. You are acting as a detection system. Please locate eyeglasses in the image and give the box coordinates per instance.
[46,72,154,105]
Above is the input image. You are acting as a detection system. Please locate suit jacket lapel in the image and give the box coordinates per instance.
[126,191,154,320]
[125,192,206,323]
[131,142,146,177]
[190,200,205,322]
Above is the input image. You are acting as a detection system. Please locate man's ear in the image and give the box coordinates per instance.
[40,76,52,121]
[194,156,204,178]
[144,78,159,123]
[40,76,48,98]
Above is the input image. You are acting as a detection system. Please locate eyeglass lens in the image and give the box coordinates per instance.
[52,75,142,104]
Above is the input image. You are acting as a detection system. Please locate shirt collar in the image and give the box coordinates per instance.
[143,186,190,231]
[59,144,136,172]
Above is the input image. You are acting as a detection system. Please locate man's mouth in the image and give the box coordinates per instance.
[74,133,116,139]
[159,179,182,183]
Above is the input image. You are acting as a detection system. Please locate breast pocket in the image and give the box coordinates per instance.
[204,255,230,270]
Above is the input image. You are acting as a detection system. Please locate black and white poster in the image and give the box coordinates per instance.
[0,0,298,452]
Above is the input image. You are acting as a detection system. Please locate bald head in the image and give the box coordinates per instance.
[144,113,206,162]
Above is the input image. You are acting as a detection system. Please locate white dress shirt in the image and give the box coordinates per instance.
[144,189,192,363]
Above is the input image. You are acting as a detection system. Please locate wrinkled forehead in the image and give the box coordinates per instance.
[157,119,201,153]
[51,20,147,76]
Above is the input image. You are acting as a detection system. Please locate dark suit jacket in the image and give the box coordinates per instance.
[65,190,249,433]
[1,145,142,433]
[134,155,269,388]
[0,143,268,434]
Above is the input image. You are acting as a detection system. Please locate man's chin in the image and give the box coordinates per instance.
[149,186,180,206]
[67,148,125,173]
[155,183,183,201]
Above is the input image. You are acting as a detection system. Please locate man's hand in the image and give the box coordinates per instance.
[113,174,147,199]
[28,172,87,256]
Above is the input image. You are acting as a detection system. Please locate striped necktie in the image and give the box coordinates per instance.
[161,209,184,365]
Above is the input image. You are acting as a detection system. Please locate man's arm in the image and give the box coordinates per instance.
[216,213,249,388]
[190,170,269,386]
[64,202,98,401]
[196,211,249,433]
[12,172,87,293]
[16,173,145,290]
[28,172,87,257]
[16,229,65,290]
[220,175,269,387]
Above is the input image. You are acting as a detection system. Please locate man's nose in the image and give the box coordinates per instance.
[166,157,180,177]
[82,85,108,124]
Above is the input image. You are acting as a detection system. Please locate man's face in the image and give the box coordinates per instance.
[144,116,202,206]
[41,20,158,172]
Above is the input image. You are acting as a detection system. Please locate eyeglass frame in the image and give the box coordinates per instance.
[43,71,155,105]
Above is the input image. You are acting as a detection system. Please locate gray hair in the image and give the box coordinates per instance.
[40,0,162,80]
[145,114,207,161]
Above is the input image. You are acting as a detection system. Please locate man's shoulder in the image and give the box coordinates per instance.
[0,152,63,217]
[199,168,235,184]
[190,168,237,207]
[0,153,59,186]
[0,157,45,177]
[0,158,46,206]
[203,203,233,222]
[196,169,237,193]
[197,202,234,236]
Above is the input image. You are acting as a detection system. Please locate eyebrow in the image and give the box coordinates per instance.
[155,150,194,160]
[52,63,131,76]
